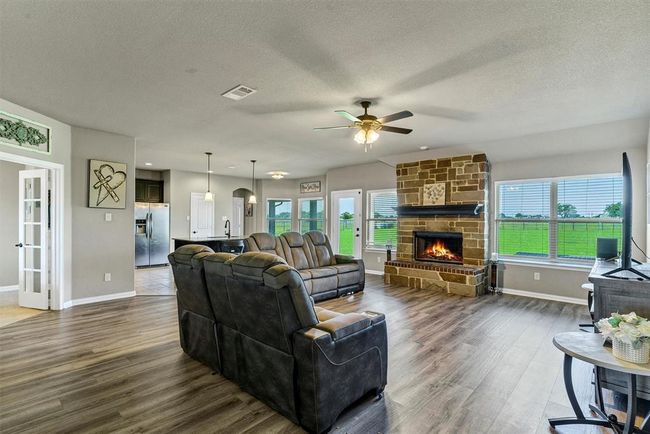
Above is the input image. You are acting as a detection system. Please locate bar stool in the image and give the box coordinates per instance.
[579,282,595,332]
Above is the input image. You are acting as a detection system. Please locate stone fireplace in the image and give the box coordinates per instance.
[384,154,489,297]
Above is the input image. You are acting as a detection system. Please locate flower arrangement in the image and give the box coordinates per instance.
[596,312,650,349]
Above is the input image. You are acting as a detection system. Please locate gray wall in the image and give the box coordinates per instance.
[0,97,73,304]
[168,169,251,240]
[0,160,22,286]
[255,175,327,235]
[71,127,136,299]
[491,147,646,299]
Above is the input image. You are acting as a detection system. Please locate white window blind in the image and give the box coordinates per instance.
[496,175,622,262]
[299,198,325,233]
[266,199,292,236]
[367,190,397,249]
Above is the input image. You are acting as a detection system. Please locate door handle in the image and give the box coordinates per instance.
[14,243,23,248]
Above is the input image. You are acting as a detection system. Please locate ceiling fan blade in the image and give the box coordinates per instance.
[335,110,361,122]
[313,126,352,130]
[377,111,413,124]
[380,125,413,134]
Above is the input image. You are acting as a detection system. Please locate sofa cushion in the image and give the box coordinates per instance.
[311,275,338,294]
[246,232,286,258]
[298,270,312,281]
[331,263,360,274]
[169,244,214,266]
[337,270,361,287]
[280,232,314,270]
[306,267,337,279]
[304,231,335,267]
[229,252,287,282]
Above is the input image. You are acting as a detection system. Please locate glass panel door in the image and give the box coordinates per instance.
[18,169,49,310]
[330,190,362,257]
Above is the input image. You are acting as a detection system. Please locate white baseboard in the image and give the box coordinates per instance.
[67,291,136,307]
[0,284,18,292]
[365,270,384,276]
[500,287,587,306]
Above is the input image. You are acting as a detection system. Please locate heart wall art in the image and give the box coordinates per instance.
[88,159,127,209]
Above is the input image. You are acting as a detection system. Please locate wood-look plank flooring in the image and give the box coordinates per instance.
[0,275,634,433]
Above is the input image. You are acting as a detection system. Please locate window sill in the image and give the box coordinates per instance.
[364,248,395,253]
[498,257,592,271]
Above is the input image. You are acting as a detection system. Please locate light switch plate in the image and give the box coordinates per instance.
[104,273,111,282]
[105,212,112,222]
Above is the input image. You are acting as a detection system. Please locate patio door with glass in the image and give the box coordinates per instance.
[330,189,362,257]
[18,169,49,310]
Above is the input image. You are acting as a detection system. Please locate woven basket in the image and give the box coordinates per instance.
[612,338,650,364]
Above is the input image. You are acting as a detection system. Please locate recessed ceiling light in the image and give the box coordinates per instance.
[144,162,153,166]
[227,165,236,169]
[419,146,429,150]
[267,171,289,180]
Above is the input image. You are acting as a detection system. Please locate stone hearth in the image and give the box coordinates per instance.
[384,154,490,297]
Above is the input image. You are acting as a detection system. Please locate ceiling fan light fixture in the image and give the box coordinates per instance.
[354,128,379,146]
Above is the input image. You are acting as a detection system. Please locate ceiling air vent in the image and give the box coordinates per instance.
[221,84,257,101]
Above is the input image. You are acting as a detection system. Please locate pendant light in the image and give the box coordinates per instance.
[248,159,257,204]
[204,152,214,202]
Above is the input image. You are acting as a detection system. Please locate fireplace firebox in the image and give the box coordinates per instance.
[413,231,463,264]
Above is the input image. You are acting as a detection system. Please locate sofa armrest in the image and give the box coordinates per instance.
[315,313,371,340]
[334,254,357,263]
[293,312,387,433]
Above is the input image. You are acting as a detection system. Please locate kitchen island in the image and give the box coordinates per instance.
[172,237,245,254]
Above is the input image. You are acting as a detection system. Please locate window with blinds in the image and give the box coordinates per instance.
[367,189,397,249]
[266,199,292,236]
[298,198,325,233]
[496,175,622,262]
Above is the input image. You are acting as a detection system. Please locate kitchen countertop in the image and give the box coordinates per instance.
[172,236,244,242]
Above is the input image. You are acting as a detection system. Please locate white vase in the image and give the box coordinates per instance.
[612,338,650,364]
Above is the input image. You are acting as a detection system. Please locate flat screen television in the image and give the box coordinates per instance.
[603,152,649,279]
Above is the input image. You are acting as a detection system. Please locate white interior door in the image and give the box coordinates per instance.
[18,169,49,310]
[232,197,244,237]
[190,192,214,238]
[330,189,362,258]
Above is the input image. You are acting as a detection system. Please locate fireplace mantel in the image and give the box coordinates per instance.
[395,203,484,217]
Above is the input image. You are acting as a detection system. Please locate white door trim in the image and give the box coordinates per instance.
[330,189,362,258]
[0,150,65,310]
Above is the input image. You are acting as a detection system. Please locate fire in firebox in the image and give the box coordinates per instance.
[413,231,463,264]
[423,240,462,262]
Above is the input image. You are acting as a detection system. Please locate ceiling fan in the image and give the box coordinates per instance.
[314,101,413,152]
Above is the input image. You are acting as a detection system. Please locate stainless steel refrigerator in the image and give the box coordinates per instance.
[135,202,170,267]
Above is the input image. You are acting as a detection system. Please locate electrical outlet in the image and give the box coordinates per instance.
[534,272,541,281]
[377,256,382,263]
[105,212,112,222]
[104,273,111,282]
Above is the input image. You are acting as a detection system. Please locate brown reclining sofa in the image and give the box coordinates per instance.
[244,230,365,302]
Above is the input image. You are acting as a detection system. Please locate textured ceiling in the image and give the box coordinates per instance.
[1,1,649,178]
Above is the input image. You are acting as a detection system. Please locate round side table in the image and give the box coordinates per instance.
[549,332,650,434]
